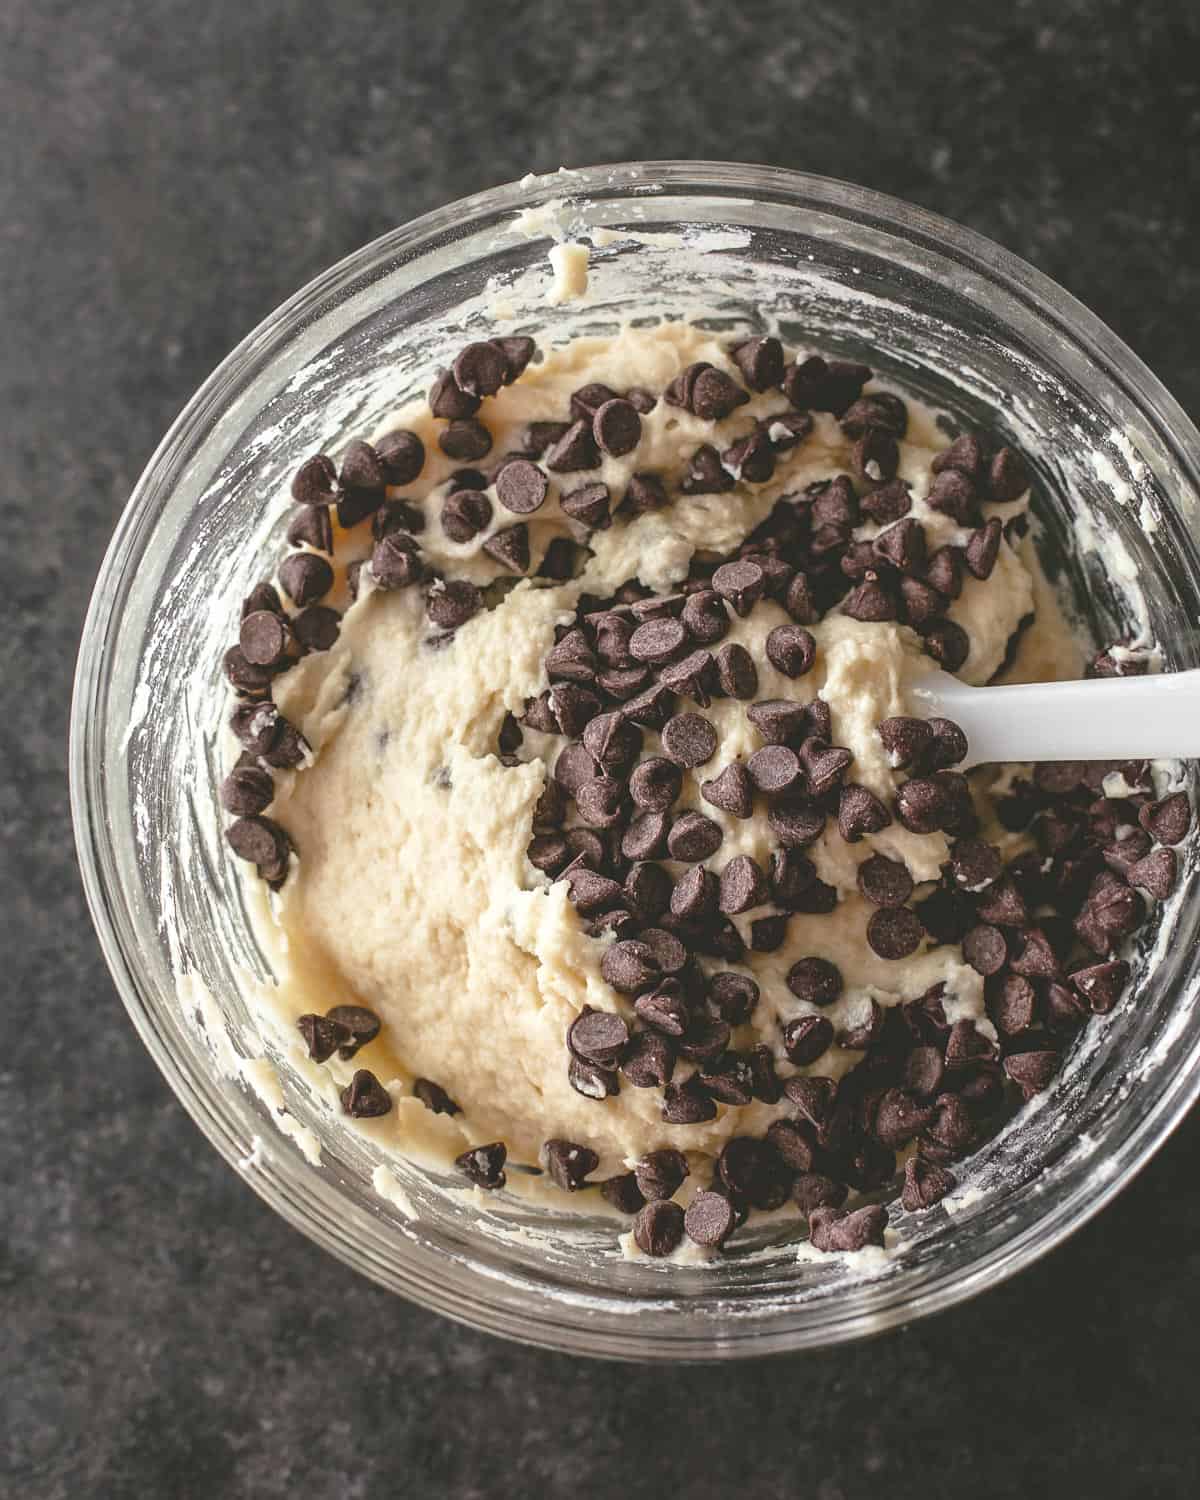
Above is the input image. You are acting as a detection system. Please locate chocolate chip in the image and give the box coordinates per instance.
[960,922,1006,977]
[440,487,492,543]
[1072,959,1130,1013]
[600,939,661,994]
[702,971,757,1027]
[583,710,642,773]
[716,1137,790,1211]
[781,1014,834,1066]
[438,419,493,463]
[615,811,664,860]
[297,1013,351,1063]
[716,644,760,701]
[568,1055,620,1099]
[576,778,628,829]
[292,453,338,506]
[541,1138,599,1193]
[1003,1049,1059,1100]
[768,799,826,848]
[975,875,1029,928]
[560,481,611,530]
[278,552,333,607]
[712,560,766,617]
[965,517,1003,580]
[690,366,749,421]
[293,605,341,654]
[927,468,979,525]
[784,356,872,416]
[619,1032,675,1090]
[902,1156,955,1211]
[287,499,334,552]
[944,1021,996,1073]
[661,712,717,769]
[786,956,842,1006]
[681,444,735,495]
[637,928,686,976]
[684,1191,737,1249]
[428,369,480,420]
[841,573,896,623]
[568,1006,630,1068]
[230,701,281,756]
[673,594,728,652]
[988,446,1029,501]
[872,1088,935,1150]
[838,784,892,843]
[483,523,530,574]
[895,776,952,834]
[902,1045,946,1101]
[856,854,913,908]
[616,472,665,518]
[1128,847,1177,900]
[924,546,965,601]
[866,906,923,960]
[226,814,289,871]
[452,340,509,399]
[853,428,899,484]
[220,765,274,818]
[456,1141,507,1189]
[715,855,766,915]
[626,756,681,813]
[413,1078,460,1116]
[721,428,775,484]
[239,610,291,669]
[601,1173,646,1214]
[732,335,784,391]
[742,745,798,797]
[371,531,424,589]
[337,1067,391,1119]
[527,834,570,875]
[761,624,814,679]
[873,517,927,575]
[423,579,480,631]
[633,1198,685,1256]
[985,972,1037,1035]
[933,433,987,479]
[920,620,971,672]
[1010,927,1060,979]
[627,618,685,667]
[842,391,908,439]
[701,762,754,818]
[661,1077,717,1124]
[262,719,309,770]
[545,418,600,474]
[1138,791,1190,845]
[667,811,723,862]
[800,737,853,796]
[659,650,717,707]
[809,1203,888,1253]
[793,1174,848,1214]
[338,438,386,493]
[543,685,594,738]
[670,865,718,920]
[491,458,545,515]
[590,397,642,458]
[625,862,674,920]
[634,1148,689,1203]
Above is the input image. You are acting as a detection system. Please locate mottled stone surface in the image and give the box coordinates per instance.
[5,2,1200,1496]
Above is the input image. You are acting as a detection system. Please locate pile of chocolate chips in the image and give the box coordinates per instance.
[216,328,1188,1253]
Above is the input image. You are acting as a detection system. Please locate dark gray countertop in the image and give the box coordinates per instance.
[6,3,1200,1495]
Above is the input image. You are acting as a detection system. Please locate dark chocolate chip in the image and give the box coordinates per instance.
[670,865,718,920]
[680,443,734,495]
[278,552,334,607]
[456,1141,507,1189]
[768,799,826,848]
[546,418,600,473]
[226,814,289,870]
[438,419,493,462]
[220,765,274,817]
[856,853,913,908]
[620,810,670,860]
[1072,959,1130,1014]
[372,428,425,485]
[661,1076,718,1124]
[601,1173,646,1214]
[853,428,899,484]
[1003,1049,1059,1100]
[873,517,927,576]
[932,433,987,479]
[429,370,480,420]
[901,1156,956,1211]
[902,1045,945,1100]
[732,335,784,391]
[1139,791,1191,845]
[568,1055,620,1099]
[717,1137,790,1210]
[297,1013,352,1063]
[838,784,892,843]
[426,579,482,631]
[629,756,684,812]
[661,712,717,768]
[1128,847,1177,900]
[483,523,530,574]
[576,778,629,830]
[786,956,842,1006]
[841,392,908,439]
[239,609,291,668]
[629,617,687,666]
[542,1138,600,1192]
[809,1203,888,1252]
[230,701,281,756]
[339,439,386,492]
[793,1173,848,1215]
[441,487,493,542]
[667,811,723,862]
[287,504,333,552]
[987,972,1038,1035]
[925,545,965,600]
[716,643,759,700]
[975,876,1029,928]
[988,446,1030,502]
[625,862,674,919]
[782,1014,835,1066]
[600,939,661,994]
[718,855,768,915]
[592,398,642,458]
[495,458,548,514]
[568,1006,630,1068]
[706,971,759,1026]
[799,736,853,796]
[293,605,341,653]
[895,776,953,834]
[453,340,509,399]
[874,1088,935,1150]
[339,1069,392,1118]
[684,1191,736,1249]
[712,559,766,617]
[561,481,611,530]
[701,762,754,818]
[635,1148,689,1202]
[680,589,730,646]
[841,573,896,623]
[962,923,1008,976]
[292,453,338,506]
[765,624,816,679]
[621,1032,677,1090]
[1009,927,1060,979]
[414,1078,460,1116]
[926,468,979,525]
[622,471,669,515]
[746,745,803,798]
[966,517,1003,579]
[633,1198,685,1256]
[371,531,424,589]
[866,906,923,960]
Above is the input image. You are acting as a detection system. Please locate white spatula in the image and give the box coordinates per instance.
[910,668,1200,771]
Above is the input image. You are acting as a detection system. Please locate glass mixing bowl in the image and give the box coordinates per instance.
[71,162,1200,1359]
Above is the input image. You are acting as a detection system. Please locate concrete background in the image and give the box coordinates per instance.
[5,2,1200,1495]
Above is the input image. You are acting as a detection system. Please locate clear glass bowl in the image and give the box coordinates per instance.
[71,162,1200,1360]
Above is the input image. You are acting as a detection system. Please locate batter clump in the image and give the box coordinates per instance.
[217,323,1185,1259]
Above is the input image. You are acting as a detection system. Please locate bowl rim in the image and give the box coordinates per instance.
[70,160,1200,1359]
